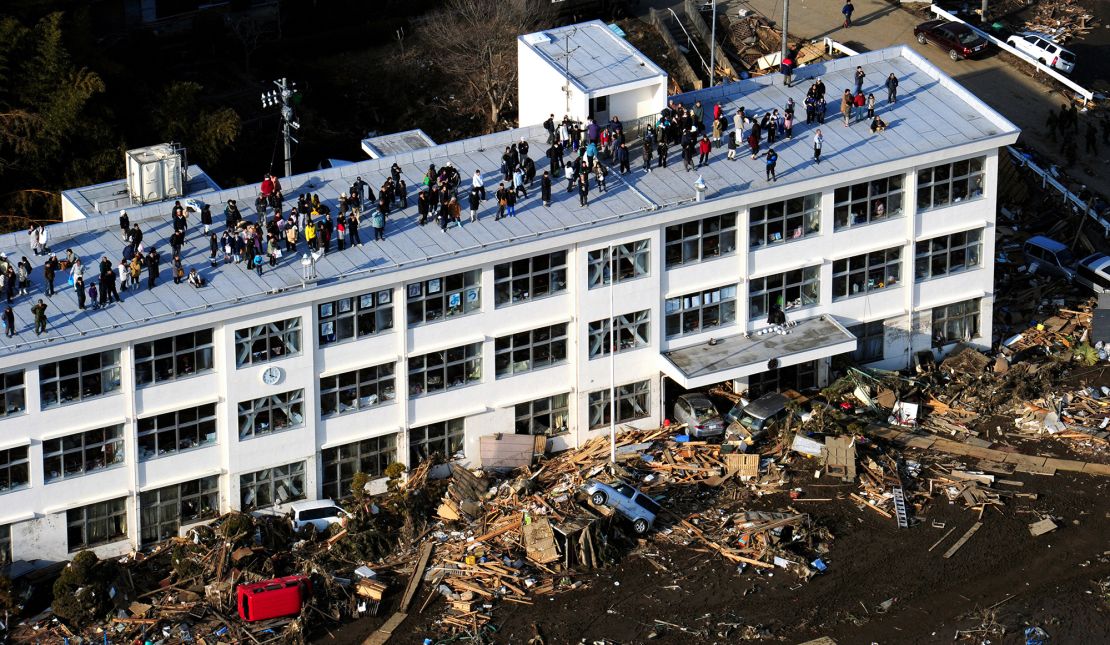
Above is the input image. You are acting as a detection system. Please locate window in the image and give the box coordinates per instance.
[665,213,738,267]
[0,369,25,417]
[318,290,394,346]
[240,461,306,511]
[588,309,651,358]
[0,445,29,494]
[409,418,465,465]
[665,285,737,338]
[406,270,481,326]
[850,320,885,362]
[588,380,651,428]
[0,523,10,566]
[515,393,570,436]
[834,174,904,228]
[39,350,122,409]
[932,299,981,347]
[134,330,214,387]
[137,403,217,461]
[587,240,650,288]
[237,390,305,439]
[320,363,396,417]
[495,324,568,377]
[749,266,820,319]
[67,497,127,551]
[234,317,301,367]
[917,156,985,211]
[749,193,821,248]
[747,361,817,397]
[139,476,219,546]
[43,425,125,482]
[832,247,903,300]
[915,229,982,281]
[320,434,398,500]
[494,251,568,306]
[408,343,482,397]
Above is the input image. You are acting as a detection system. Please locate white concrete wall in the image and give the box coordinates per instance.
[518,39,589,127]
[604,82,667,123]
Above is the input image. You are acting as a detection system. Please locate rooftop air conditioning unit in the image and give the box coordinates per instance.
[125,143,187,205]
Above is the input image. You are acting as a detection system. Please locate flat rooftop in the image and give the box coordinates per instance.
[519,20,667,93]
[60,165,221,220]
[662,316,858,387]
[361,129,437,159]
[0,46,1018,355]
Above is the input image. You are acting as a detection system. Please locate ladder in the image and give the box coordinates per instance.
[892,486,909,529]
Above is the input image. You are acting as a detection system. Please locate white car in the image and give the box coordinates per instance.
[287,499,352,533]
[1076,253,1110,293]
[1006,32,1076,74]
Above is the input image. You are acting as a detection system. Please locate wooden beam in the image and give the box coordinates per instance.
[399,542,434,613]
[943,522,983,559]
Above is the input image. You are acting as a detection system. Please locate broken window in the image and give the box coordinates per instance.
[320,434,398,499]
[234,317,301,367]
[240,461,305,511]
[139,476,219,546]
[588,380,651,428]
[237,390,305,439]
[588,309,651,359]
[515,393,570,436]
[0,445,30,494]
[849,320,886,363]
[932,298,981,347]
[587,240,650,289]
[409,418,465,465]
[67,497,127,551]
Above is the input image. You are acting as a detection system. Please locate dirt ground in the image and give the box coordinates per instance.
[313,448,1110,644]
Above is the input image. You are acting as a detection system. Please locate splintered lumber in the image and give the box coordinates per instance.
[943,522,983,559]
[849,493,893,519]
[473,516,523,543]
[361,611,408,645]
[399,542,435,613]
[928,526,958,552]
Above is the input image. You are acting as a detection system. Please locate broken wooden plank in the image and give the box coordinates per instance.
[1028,518,1058,536]
[399,542,434,613]
[361,611,408,645]
[943,522,983,559]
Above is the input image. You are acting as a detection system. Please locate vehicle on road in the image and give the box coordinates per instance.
[1076,252,1110,293]
[913,20,989,61]
[673,393,726,438]
[288,499,351,533]
[1006,32,1076,74]
[582,479,660,534]
[1023,235,1076,281]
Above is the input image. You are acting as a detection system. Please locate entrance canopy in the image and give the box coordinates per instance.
[660,316,857,389]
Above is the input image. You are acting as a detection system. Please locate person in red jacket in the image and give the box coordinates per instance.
[260,174,275,200]
[697,135,711,167]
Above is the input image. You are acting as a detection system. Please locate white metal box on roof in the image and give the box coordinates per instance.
[126,143,186,205]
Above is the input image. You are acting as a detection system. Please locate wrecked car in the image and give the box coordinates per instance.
[582,479,660,534]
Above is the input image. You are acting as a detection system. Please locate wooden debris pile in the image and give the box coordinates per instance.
[1020,0,1098,42]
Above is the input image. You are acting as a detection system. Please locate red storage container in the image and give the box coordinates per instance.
[237,574,312,622]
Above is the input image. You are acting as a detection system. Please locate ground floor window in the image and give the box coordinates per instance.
[320,434,398,500]
[849,320,886,363]
[67,497,127,551]
[588,381,651,429]
[409,418,465,465]
[515,393,570,436]
[747,361,818,398]
[240,462,306,511]
[932,298,980,347]
[139,476,219,546]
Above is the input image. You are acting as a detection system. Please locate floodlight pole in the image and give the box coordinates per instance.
[609,245,617,464]
[709,0,716,87]
[262,78,297,178]
[781,0,790,64]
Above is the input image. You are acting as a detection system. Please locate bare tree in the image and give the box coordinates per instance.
[418,0,555,132]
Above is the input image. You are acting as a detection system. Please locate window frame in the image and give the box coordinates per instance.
[664,284,738,338]
[408,343,483,397]
[318,290,394,346]
[39,349,122,409]
[139,476,219,546]
[587,239,651,289]
[0,369,26,418]
[588,380,651,429]
[0,445,30,495]
[932,298,981,347]
[134,329,215,387]
[67,497,127,551]
[914,229,983,281]
[320,434,398,500]
[849,320,885,362]
[665,213,738,268]
[137,403,218,461]
[833,173,905,229]
[409,418,465,465]
[832,247,903,300]
[494,251,568,307]
[494,323,569,377]
[239,461,306,511]
[748,266,821,319]
[237,389,305,439]
[406,270,482,326]
[43,424,125,482]
[916,156,986,212]
[515,393,570,436]
[234,317,302,368]
[588,309,651,359]
[320,363,396,417]
[748,193,821,249]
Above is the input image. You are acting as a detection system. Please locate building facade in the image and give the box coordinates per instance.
[0,46,1017,565]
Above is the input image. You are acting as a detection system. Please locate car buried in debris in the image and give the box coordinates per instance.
[582,479,660,534]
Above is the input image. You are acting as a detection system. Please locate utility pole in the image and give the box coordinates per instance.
[709,0,717,87]
[261,78,300,178]
[609,245,617,464]
[781,0,790,64]
[981,0,989,22]
[554,28,580,118]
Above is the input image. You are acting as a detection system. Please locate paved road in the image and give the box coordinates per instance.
[637,0,1110,201]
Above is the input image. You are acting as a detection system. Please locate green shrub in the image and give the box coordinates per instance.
[52,551,119,628]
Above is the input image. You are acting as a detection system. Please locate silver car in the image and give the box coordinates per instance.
[582,480,660,534]
[673,393,725,438]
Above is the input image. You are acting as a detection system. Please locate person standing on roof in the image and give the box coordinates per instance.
[854,66,866,95]
[3,305,14,337]
[119,210,130,242]
[885,73,899,104]
[578,173,589,207]
[698,135,711,168]
[146,248,160,290]
[780,53,795,87]
[842,0,854,28]
[617,143,630,175]
[766,148,778,182]
[841,90,852,127]
[813,129,824,164]
[540,171,552,207]
[31,299,47,335]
